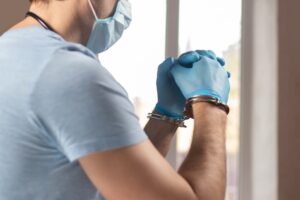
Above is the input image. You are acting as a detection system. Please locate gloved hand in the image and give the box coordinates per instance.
[178,50,226,69]
[171,50,230,104]
[155,58,186,119]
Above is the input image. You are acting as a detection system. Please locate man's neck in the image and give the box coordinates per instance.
[10,1,94,46]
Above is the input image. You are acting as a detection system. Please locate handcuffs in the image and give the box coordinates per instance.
[148,96,230,128]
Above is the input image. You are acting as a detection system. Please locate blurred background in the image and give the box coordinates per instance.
[1,0,299,200]
[99,1,241,199]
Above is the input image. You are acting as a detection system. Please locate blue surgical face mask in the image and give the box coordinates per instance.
[87,0,132,54]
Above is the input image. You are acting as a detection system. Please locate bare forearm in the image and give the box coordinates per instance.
[178,102,227,200]
[144,115,178,157]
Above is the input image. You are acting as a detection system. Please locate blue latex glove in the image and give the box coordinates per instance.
[155,58,186,119]
[171,50,230,104]
[179,50,230,78]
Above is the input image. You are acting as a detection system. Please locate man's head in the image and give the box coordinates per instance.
[26,0,130,54]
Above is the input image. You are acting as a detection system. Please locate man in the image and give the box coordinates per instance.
[0,0,230,199]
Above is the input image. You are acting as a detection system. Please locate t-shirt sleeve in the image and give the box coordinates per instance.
[31,49,148,162]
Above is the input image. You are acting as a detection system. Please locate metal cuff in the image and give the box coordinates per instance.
[184,96,230,118]
[147,113,187,128]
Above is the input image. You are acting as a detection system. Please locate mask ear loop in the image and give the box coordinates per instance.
[88,0,99,20]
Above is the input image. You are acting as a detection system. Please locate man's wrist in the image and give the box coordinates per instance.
[192,101,228,119]
[148,110,187,128]
[185,96,229,118]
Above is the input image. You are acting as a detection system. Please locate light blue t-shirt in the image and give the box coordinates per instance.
[0,26,147,200]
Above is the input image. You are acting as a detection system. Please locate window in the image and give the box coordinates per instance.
[99,0,166,119]
[99,1,241,199]
[177,1,241,200]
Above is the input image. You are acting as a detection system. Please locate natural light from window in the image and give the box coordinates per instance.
[178,1,241,200]
[99,1,241,200]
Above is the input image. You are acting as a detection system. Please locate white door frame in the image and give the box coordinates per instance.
[165,0,180,167]
[239,0,278,199]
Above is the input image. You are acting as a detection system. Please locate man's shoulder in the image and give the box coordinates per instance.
[50,41,99,68]
[44,41,108,80]
[37,42,124,96]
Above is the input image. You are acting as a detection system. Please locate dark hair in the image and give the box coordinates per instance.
[29,0,50,3]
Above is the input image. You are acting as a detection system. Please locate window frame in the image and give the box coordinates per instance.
[165,0,180,167]
[239,0,278,199]
[165,1,279,199]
